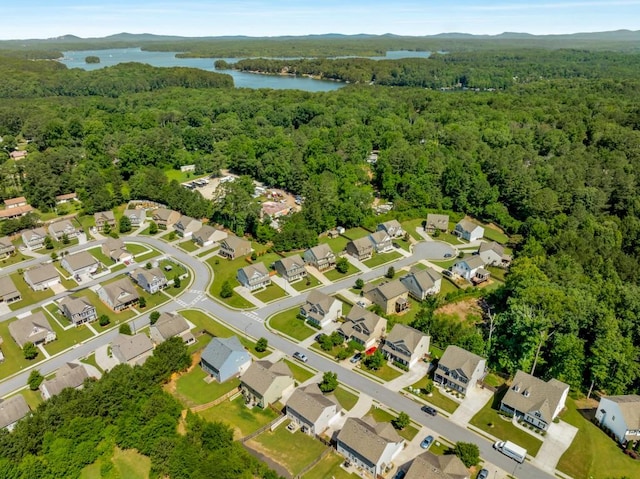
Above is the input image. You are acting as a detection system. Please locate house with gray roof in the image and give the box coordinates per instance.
[174,215,202,238]
[111,333,154,366]
[434,345,486,396]
[192,224,227,247]
[21,227,47,250]
[201,336,251,383]
[303,244,336,271]
[454,219,484,242]
[400,267,442,301]
[299,290,341,328]
[381,324,430,369]
[152,208,180,229]
[237,263,271,291]
[61,251,99,277]
[451,256,490,283]
[338,305,387,349]
[0,395,30,432]
[40,363,90,400]
[149,312,195,345]
[24,263,60,291]
[0,236,15,258]
[369,230,393,253]
[274,256,307,282]
[240,360,294,409]
[363,280,410,315]
[59,296,97,326]
[94,210,116,229]
[123,208,146,227]
[346,237,373,261]
[101,237,132,263]
[501,370,569,431]
[426,214,450,234]
[336,417,404,477]
[405,451,469,479]
[478,241,512,268]
[97,277,139,311]
[130,267,167,294]
[9,311,56,348]
[377,220,405,238]
[286,383,342,436]
[219,235,252,259]
[0,276,21,304]
[596,395,640,445]
[48,219,78,241]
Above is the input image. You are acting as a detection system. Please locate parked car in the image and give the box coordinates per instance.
[442,270,453,277]
[350,352,362,363]
[477,469,489,479]
[420,435,434,449]
[444,253,453,258]
[393,469,406,479]
[421,405,437,416]
[293,351,308,363]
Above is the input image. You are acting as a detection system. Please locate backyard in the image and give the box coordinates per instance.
[269,307,316,341]
[80,447,151,479]
[172,366,240,407]
[318,227,371,254]
[303,451,358,479]
[198,396,279,439]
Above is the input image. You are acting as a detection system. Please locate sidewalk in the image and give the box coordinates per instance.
[344,254,371,273]
[448,386,493,426]
[305,265,331,286]
[385,361,429,392]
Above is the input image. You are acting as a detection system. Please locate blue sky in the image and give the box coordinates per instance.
[2,0,639,40]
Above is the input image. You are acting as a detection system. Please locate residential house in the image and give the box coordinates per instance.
[192,224,227,247]
[152,208,180,229]
[94,210,116,229]
[122,208,146,227]
[219,235,252,260]
[237,263,271,291]
[58,296,98,326]
[111,333,154,366]
[434,345,486,396]
[454,219,484,242]
[0,276,21,304]
[40,363,89,400]
[48,219,78,241]
[4,196,27,209]
[286,383,342,436]
[363,280,410,315]
[55,192,77,204]
[400,268,442,301]
[274,256,307,282]
[405,451,469,479]
[381,324,430,369]
[346,237,374,261]
[174,215,202,238]
[478,241,512,268]
[9,150,27,160]
[101,237,132,263]
[426,214,450,234]
[9,311,56,347]
[377,219,405,238]
[338,305,387,349]
[261,201,290,219]
[299,290,342,328]
[130,267,167,294]
[0,237,15,258]
[24,263,60,291]
[451,256,490,284]
[303,244,336,271]
[240,360,294,409]
[596,395,640,445]
[200,336,251,383]
[0,205,34,220]
[149,312,195,345]
[0,395,30,432]
[501,370,570,431]
[21,227,47,250]
[61,251,99,277]
[97,277,139,311]
[336,417,404,477]
[368,230,393,253]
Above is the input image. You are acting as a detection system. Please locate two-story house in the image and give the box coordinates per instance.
[40,363,89,400]
[338,305,387,349]
[152,208,180,229]
[286,383,342,436]
[346,237,374,261]
[381,324,430,369]
[94,210,116,229]
[192,224,227,247]
[478,241,512,268]
[434,345,486,396]
[219,235,252,260]
[303,244,336,271]
[240,360,294,409]
[200,336,251,383]
[596,395,640,445]
[0,237,15,258]
[48,219,78,241]
[426,214,450,234]
[454,219,484,242]
[274,256,307,282]
[368,230,393,253]
[237,263,271,291]
[377,220,405,238]
[97,277,139,311]
[363,280,410,315]
[0,276,21,304]
[24,263,60,291]
[451,256,490,283]
[299,290,342,328]
[130,267,167,294]
[9,311,56,347]
[111,333,154,366]
[21,227,47,250]
[61,251,99,277]
[149,312,195,345]
[58,296,98,326]
[122,209,146,227]
[400,267,442,301]
[174,215,202,238]
[101,237,133,263]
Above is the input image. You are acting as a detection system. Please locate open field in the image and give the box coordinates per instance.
[269,308,316,341]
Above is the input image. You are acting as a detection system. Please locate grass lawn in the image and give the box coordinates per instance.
[42,313,95,356]
[253,283,288,303]
[132,247,161,263]
[199,396,278,439]
[81,353,103,373]
[0,318,36,379]
[440,277,460,295]
[401,218,426,241]
[292,275,321,292]
[333,386,359,411]
[87,246,115,266]
[366,406,419,441]
[137,286,170,310]
[173,366,240,407]
[407,377,459,414]
[160,231,177,242]
[178,240,200,252]
[319,227,371,254]
[10,388,43,411]
[359,363,403,382]
[126,243,149,255]
[431,258,458,270]
[8,272,54,310]
[324,262,360,281]
[112,447,151,479]
[303,451,359,479]
[0,252,30,268]
[283,359,315,384]
[437,232,464,245]
[82,289,136,325]
[483,227,509,245]
[469,389,542,456]
[487,266,507,282]
[269,308,316,341]
[196,246,219,258]
[137,224,159,236]
[165,169,210,184]
[249,421,328,476]
[363,250,402,268]
[557,398,640,479]
[206,255,256,309]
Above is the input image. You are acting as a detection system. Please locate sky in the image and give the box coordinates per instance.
[2,0,639,40]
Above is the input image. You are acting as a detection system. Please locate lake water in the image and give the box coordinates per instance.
[60,48,431,92]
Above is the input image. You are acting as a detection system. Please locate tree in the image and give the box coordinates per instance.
[23,342,38,360]
[150,311,161,325]
[386,266,395,278]
[355,278,364,289]
[102,222,111,235]
[148,220,158,235]
[173,274,181,289]
[453,442,480,467]
[99,314,110,326]
[336,257,349,274]
[28,369,44,390]
[51,251,58,261]
[363,350,385,370]
[145,262,152,270]
[119,215,132,233]
[119,323,132,335]
[44,235,54,250]
[138,297,147,308]
[319,371,338,392]
[220,280,234,298]
[255,337,268,352]
[392,411,410,430]
[61,232,70,245]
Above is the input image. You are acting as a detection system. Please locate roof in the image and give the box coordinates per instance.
[123,208,145,220]
[152,208,177,221]
[261,201,290,216]
[603,395,640,430]
[103,237,125,251]
[457,256,485,270]
[222,235,251,251]
[0,205,34,218]
[49,219,76,235]
[383,324,428,354]
[479,241,505,256]
[240,262,269,279]
[426,214,450,229]
[438,345,485,381]
[8,311,53,347]
[94,210,115,221]
[132,267,165,284]
[276,255,305,272]
[380,219,402,231]
[350,236,373,253]
[406,451,469,479]
[176,215,200,230]
[306,243,334,260]
[337,417,402,466]
[286,383,341,423]
[59,296,95,316]
[194,224,218,240]
[112,333,153,362]
[100,277,139,307]
[24,263,59,285]
[456,219,481,233]
[241,360,292,395]
[63,251,98,271]
[4,196,26,206]
[370,230,391,243]
[340,305,386,342]
[0,236,13,250]
[402,268,441,292]
[22,227,46,242]
[502,371,569,423]
[0,395,30,429]
[365,280,408,300]
[55,192,77,201]
[201,336,248,371]
[153,312,190,340]
[0,276,18,298]
[305,290,336,312]
[41,363,89,397]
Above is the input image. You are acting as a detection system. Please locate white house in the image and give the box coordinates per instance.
[400,268,442,301]
[286,383,342,436]
[61,251,99,277]
[451,256,490,283]
[24,263,60,291]
[478,241,512,268]
[454,219,484,242]
[377,220,405,238]
[130,267,167,294]
[299,290,342,328]
[596,395,640,445]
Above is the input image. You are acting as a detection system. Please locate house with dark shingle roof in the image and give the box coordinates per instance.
[501,370,569,431]
[237,263,271,291]
[149,312,195,345]
[299,290,341,328]
[400,267,442,301]
[0,276,21,304]
[303,244,336,271]
[363,280,410,315]
[434,345,486,396]
[426,214,450,234]
[405,451,469,479]
[240,360,294,409]
[200,336,251,383]
[381,324,430,369]
[9,311,56,348]
[346,237,373,261]
[58,296,97,326]
[596,395,640,444]
[338,305,387,349]
[111,333,154,366]
[40,363,90,400]
[24,263,60,291]
[286,383,342,436]
[274,256,307,282]
[0,395,30,431]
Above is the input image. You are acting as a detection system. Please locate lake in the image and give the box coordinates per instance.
[60,48,431,92]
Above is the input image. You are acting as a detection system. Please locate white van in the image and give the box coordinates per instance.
[494,441,526,464]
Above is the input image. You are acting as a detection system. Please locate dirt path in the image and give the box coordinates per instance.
[435,298,483,321]
[242,442,292,479]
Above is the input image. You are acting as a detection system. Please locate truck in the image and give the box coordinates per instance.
[494,440,526,464]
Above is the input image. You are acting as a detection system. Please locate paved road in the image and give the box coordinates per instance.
[0,237,553,479]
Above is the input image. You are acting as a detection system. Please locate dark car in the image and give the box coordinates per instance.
[315,333,326,342]
[444,253,453,258]
[350,352,362,364]
[420,435,434,449]
[393,469,406,479]
[477,469,489,479]
[421,405,437,416]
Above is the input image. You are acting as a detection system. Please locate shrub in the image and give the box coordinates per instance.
[119,323,132,335]
[255,337,268,352]
[319,372,338,393]
[148,221,158,235]
[336,257,349,273]
[138,297,146,308]
[23,342,38,360]
[392,412,410,430]
[150,311,161,325]
[220,280,233,298]
[99,315,110,326]
[453,442,480,467]
[393,361,409,371]
[355,278,364,289]
[28,370,44,390]
[385,266,395,278]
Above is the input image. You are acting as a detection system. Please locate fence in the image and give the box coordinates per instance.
[189,386,240,413]
[240,414,286,443]
[294,447,331,479]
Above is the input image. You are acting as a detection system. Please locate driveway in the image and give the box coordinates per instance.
[449,386,493,427]
[413,241,456,260]
[95,344,119,372]
[531,420,578,473]
[50,283,67,294]
[386,361,430,392]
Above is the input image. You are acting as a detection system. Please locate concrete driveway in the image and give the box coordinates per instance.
[531,420,578,473]
[95,344,119,372]
[415,241,456,260]
[449,386,493,426]
[386,361,430,392]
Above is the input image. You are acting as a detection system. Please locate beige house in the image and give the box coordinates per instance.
[219,235,252,259]
[426,214,450,234]
[4,196,27,208]
[346,237,373,261]
[149,312,195,345]
[152,208,180,229]
[299,290,342,328]
[274,256,307,282]
[122,209,146,227]
[405,451,469,479]
[174,215,202,238]
[94,210,116,229]
[381,324,430,369]
[24,263,60,291]
[303,244,336,271]
[0,276,21,304]
[59,296,98,326]
[0,237,15,258]
[434,345,486,396]
[400,268,442,301]
[377,219,404,238]
[192,224,227,247]
[338,305,387,349]
[48,219,78,241]
[101,237,132,263]
[97,277,139,311]
[61,251,99,276]
[363,280,410,315]
[9,311,56,347]
[111,333,154,366]
[286,383,342,435]
[240,360,294,409]
[40,363,90,400]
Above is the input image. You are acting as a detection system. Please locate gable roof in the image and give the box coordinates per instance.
[502,370,569,423]
[350,236,373,253]
[0,395,30,430]
[276,255,305,272]
[100,277,139,306]
[306,243,334,260]
[59,296,95,316]
[123,208,145,220]
[94,210,115,221]
[152,207,176,221]
[55,192,77,202]
[22,227,47,242]
[132,267,165,284]
[63,251,98,271]
[41,363,89,397]
[24,263,59,285]
[111,333,153,362]
[222,235,251,252]
[286,383,341,423]
[456,219,482,234]
[364,280,408,300]
[8,311,53,347]
[479,241,505,256]
[0,236,14,250]
[370,230,391,243]
[201,336,248,371]
[4,196,26,206]
[604,395,640,430]
[456,256,485,270]
[241,360,292,395]
[305,290,336,312]
[380,219,402,231]
[401,268,441,292]
[49,219,76,235]
[426,214,450,230]
[153,312,191,340]
[406,451,469,479]
[384,324,428,354]
[0,276,19,298]
[103,237,125,252]
[439,345,485,380]
[340,305,386,342]
[175,215,200,230]
[337,417,403,466]
[240,263,269,279]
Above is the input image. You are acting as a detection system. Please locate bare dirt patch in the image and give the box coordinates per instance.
[435,298,483,321]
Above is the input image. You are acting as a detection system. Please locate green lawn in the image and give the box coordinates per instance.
[80,447,151,479]
[303,451,359,479]
[81,353,103,373]
[269,308,315,341]
[359,362,403,382]
[137,224,159,236]
[249,421,328,476]
[254,283,288,303]
[198,396,278,439]
[431,258,458,269]
[126,243,148,255]
[206,255,256,309]
[333,386,359,411]
[131,246,161,263]
[0,318,40,379]
[9,388,43,411]
[159,259,189,296]
[9,272,54,310]
[292,275,321,292]
[487,266,507,282]
[557,398,640,479]
[401,218,426,241]
[363,250,402,268]
[196,246,219,258]
[407,377,460,414]
[283,359,315,384]
[88,246,115,266]
[0,252,30,268]
[173,366,240,407]
[366,406,419,441]
[42,310,95,356]
[165,169,211,184]
[483,227,509,245]
[324,262,360,281]
[437,232,464,245]
[318,227,371,254]
[160,231,177,242]
[440,277,460,295]
[178,240,200,252]
[82,289,136,325]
